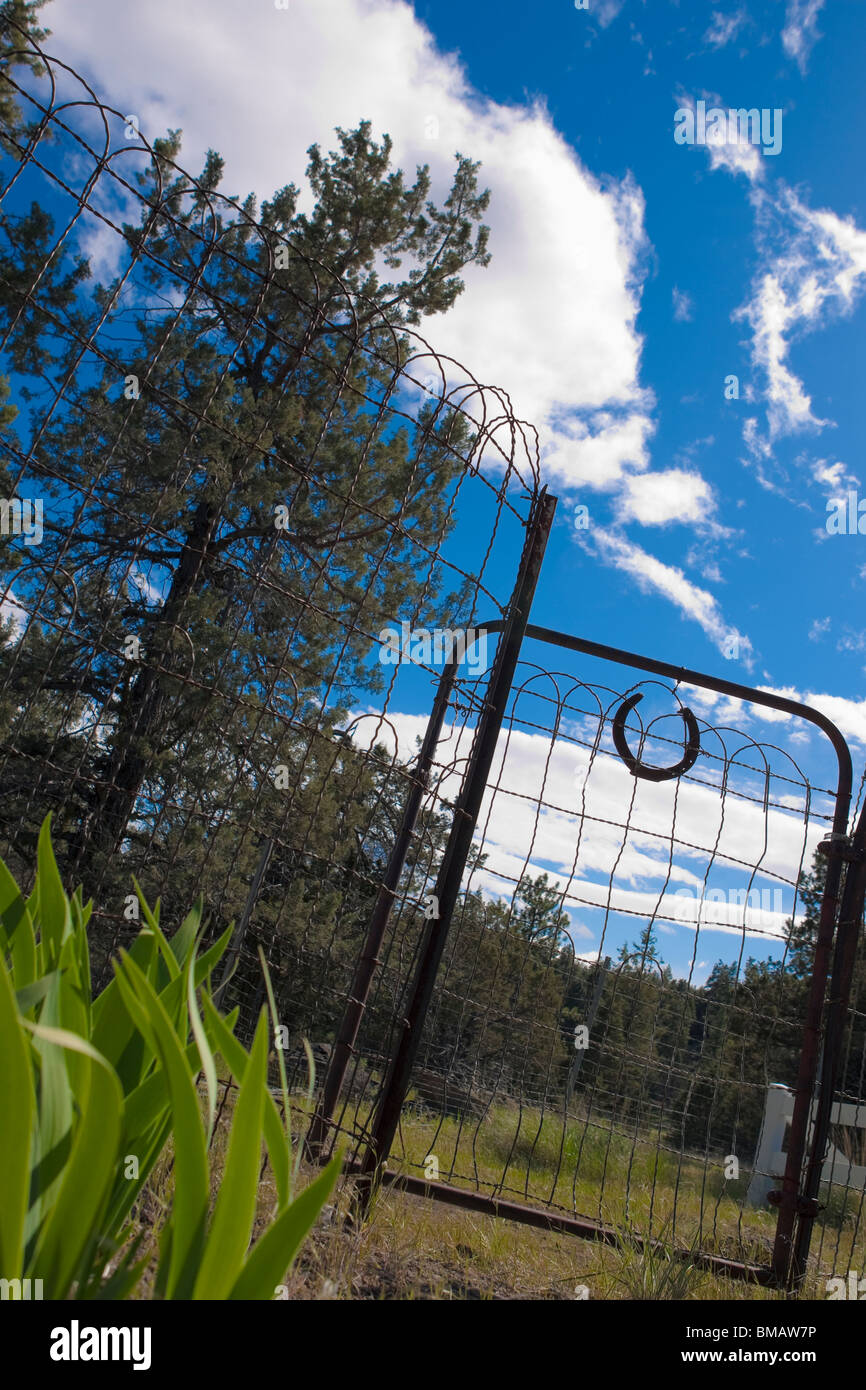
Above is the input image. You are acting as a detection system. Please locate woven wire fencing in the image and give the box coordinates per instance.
[4,24,866,1290]
[331,636,866,1282]
[813,789,866,1280]
[0,27,539,1097]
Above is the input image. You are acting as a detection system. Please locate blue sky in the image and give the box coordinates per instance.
[22,0,866,981]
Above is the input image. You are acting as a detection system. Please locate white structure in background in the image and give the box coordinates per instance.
[748,1083,866,1206]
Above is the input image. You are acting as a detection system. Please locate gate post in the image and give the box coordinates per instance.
[769,828,852,1288]
[789,809,866,1286]
[304,654,460,1160]
[354,489,557,1206]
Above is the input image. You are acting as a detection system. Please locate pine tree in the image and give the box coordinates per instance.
[0,111,494,970]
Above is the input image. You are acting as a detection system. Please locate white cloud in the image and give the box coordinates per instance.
[585,529,752,662]
[782,0,826,72]
[675,93,765,183]
[618,469,718,528]
[684,681,865,751]
[808,617,830,642]
[594,0,627,28]
[43,0,757,661]
[706,131,765,183]
[704,10,747,48]
[352,707,823,946]
[811,459,860,494]
[737,187,866,461]
[672,287,693,322]
[47,0,654,507]
[0,590,27,644]
[543,410,655,492]
[128,568,165,607]
[755,685,866,747]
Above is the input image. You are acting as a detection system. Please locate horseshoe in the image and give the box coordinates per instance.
[612,693,701,783]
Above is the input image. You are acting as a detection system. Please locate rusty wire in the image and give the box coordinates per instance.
[316,641,866,1286]
[2,23,865,1295]
[0,30,537,1048]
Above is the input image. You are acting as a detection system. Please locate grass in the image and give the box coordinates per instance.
[125,1075,866,1299]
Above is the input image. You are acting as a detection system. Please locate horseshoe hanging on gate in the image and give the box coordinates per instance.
[612,693,701,783]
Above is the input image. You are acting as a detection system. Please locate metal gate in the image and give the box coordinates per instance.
[309,496,866,1293]
[4,17,865,1299]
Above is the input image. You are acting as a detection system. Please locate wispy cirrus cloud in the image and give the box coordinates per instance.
[594,0,627,29]
[672,287,693,322]
[581,528,752,664]
[704,9,747,48]
[782,0,826,72]
[673,92,767,184]
[737,187,866,466]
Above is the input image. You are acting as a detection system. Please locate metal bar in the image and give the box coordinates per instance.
[342,1163,774,1286]
[471,619,852,790]
[470,616,855,1291]
[305,655,460,1159]
[213,836,273,1006]
[521,624,855,779]
[476,617,855,1290]
[769,841,848,1286]
[790,807,866,1284]
[355,489,557,1201]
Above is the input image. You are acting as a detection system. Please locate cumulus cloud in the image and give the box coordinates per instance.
[741,684,866,747]
[47,0,654,506]
[45,0,743,658]
[618,469,718,528]
[543,410,655,492]
[351,705,823,947]
[782,0,826,72]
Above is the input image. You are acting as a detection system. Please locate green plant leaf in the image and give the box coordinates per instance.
[0,953,35,1278]
[102,1039,200,1239]
[25,971,74,1258]
[14,971,60,1014]
[0,856,36,988]
[227,1154,342,1301]
[114,950,209,1300]
[186,939,218,1142]
[258,946,293,1171]
[91,933,160,1094]
[169,900,203,968]
[193,1012,269,1299]
[35,816,71,970]
[24,1023,122,1299]
[200,991,289,1208]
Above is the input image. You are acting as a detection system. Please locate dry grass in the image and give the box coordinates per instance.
[124,1079,866,1301]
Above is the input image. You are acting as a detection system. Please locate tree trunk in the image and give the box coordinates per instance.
[68,498,218,891]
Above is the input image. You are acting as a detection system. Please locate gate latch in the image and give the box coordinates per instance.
[817,834,865,864]
[767,1190,822,1218]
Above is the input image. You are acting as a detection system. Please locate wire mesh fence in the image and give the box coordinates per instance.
[3,21,866,1296]
[315,632,866,1285]
[0,27,538,1064]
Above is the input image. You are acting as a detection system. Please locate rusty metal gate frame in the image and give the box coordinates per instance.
[307,494,866,1292]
